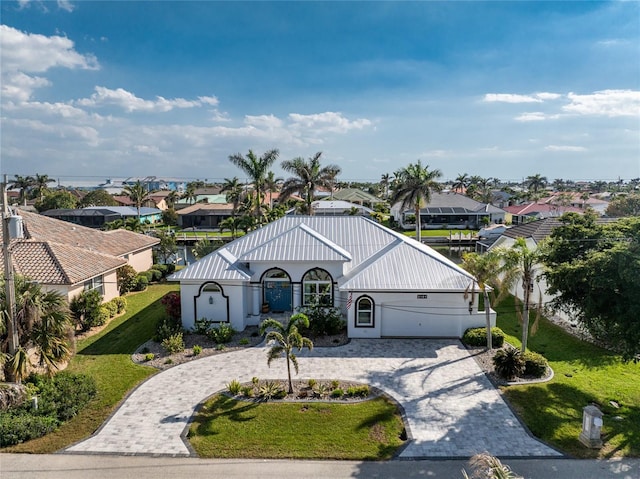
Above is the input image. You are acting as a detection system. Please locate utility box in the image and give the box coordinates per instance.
[7,215,24,239]
[579,405,603,448]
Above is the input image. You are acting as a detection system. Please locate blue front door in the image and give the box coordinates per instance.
[264,280,292,312]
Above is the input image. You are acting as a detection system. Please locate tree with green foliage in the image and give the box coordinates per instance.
[35,190,78,212]
[154,230,177,264]
[123,180,147,219]
[1,276,73,381]
[526,174,548,196]
[79,189,118,207]
[219,216,240,239]
[32,174,56,202]
[461,250,510,349]
[221,177,244,217]
[9,175,35,205]
[606,193,640,217]
[280,152,341,215]
[542,213,640,360]
[162,208,178,227]
[192,238,222,260]
[390,160,443,242]
[452,173,469,194]
[260,313,313,394]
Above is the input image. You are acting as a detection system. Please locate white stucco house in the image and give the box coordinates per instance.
[169,216,494,339]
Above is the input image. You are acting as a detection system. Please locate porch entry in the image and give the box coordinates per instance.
[263,279,292,313]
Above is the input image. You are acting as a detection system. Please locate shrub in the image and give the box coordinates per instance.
[103,300,118,318]
[346,385,370,398]
[69,289,104,332]
[297,303,345,336]
[523,351,548,378]
[148,269,163,282]
[113,296,127,314]
[164,358,173,365]
[238,337,249,346]
[144,353,155,362]
[134,275,149,291]
[227,379,242,395]
[117,265,138,295]
[207,323,236,344]
[330,388,344,398]
[165,263,176,274]
[215,344,226,351]
[331,380,340,389]
[493,348,525,380]
[192,345,202,356]
[307,379,317,389]
[241,386,254,398]
[193,318,213,335]
[96,306,110,327]
[462,327,505,348]
[155,316,182,342]
[141,270,154,282]
[161,292,181,322]
[154,264,168,275]
[161,333,185,354]
[0,413,59,447]
[258,381,284,400]
[314,383,329,398]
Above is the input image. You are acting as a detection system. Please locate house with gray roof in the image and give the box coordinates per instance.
[1,209,159,303]
[391,192,506,230]
[42,206,162,228]
[169,216,494,338]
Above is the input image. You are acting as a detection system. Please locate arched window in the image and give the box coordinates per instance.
[355,296,374,328]
[302,268,333,306]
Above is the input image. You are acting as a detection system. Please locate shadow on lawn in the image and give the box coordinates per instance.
[504,382,640,458]
[190,395,258,438]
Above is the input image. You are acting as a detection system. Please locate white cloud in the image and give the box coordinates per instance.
[57,0,74,12]
[288,112,372,133]
[483,93,542,104]
[544,145,588,152]
[534,92,562,101]
[515,112,562,122]
[76,86,215,113]
[563,90,640,117]
[244,114,283,129]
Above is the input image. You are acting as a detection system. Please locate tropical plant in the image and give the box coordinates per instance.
[219,216,241,239]
[79,189,118,207]
[493,347,525,380]
[183,183,197,205]
[390,160,443,242]
[35,190,78,212]
[462,452,522,479]
[259,313,313,394]
[123,180,147,219]
[228,149,279,224]
[0,276,74,381]
[193,238,222,260]
[380,173,391,199]
[9,175,35,205]
[124,217,144,232]
[161,208,178,226]
[32,174,56,202]
[526,174,548,196]
[69,289,104,332]
[262,171,282,209]
[221,177,245,217]
[452,173,469,194]
[153,230,177,264]
[279,152,342,215]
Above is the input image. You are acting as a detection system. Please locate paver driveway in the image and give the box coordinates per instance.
[66,339,561,458]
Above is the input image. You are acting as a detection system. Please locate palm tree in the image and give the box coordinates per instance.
[9,175,35,206]
[228,149,279,224]
[123,180,147,219]
[221,177,244,217]
[280,152,342,215]
[183,183,197,205]
[32,174,56,202]
[259,313,313,394]
[124,217,144,232]
[390,160,443,242]
[526,174,548,196]
[461,250,510,349]
[166,190,180,209]
[498,238,543,353]
[262,171,282,209]
[452,173,469,194]
[219,216,242,239]
[380,173,391,199]
[1,276,73,381]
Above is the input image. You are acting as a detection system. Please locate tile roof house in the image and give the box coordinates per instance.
[391,192,506,230]
[42,206,162,228]
[170,216,493,338]
[1,209,159,303]
[502,202,584,225]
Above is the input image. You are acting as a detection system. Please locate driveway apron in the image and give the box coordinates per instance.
[66,339,561,458]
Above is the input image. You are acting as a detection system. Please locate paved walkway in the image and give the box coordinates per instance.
[66,339,561,458]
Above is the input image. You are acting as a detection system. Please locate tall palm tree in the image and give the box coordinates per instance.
[32,174,56,202]
[183,183,197,205]
[123,180,147,220]
[219,216,240,239]
[262,171,282,209]
[228,149,279,224]
[452,173,469,194]
[380,173,391,199]
[526,174,548,196]
[461,250,510,349]
[1,276,73,381]
[279,152,341,215]
[259,313,313,394]
[221,177,244,217]
[498,238,543,353]
[10,175,35,206]
[390,160,443,242]
[166,190,180,209]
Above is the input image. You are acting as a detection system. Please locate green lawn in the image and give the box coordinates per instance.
[494,297,640,458]
[4,283,178,454]
[188,394,405,460]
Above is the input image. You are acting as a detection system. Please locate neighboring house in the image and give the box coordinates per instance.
[305,200,374,217]
[391,192,506,230]
[1,209,159,303]
[177,203,234,229]
[42,206,162,228]
[503,203,583,225]
[539,193,609,216]
[123,176,187,192]
[169,216,494,339]
[330,188,385,208]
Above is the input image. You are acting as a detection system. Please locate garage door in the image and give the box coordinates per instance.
[380,301,460,337]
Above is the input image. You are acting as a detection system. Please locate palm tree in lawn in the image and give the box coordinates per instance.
[123,180,147,220]
[498,238,543,353]
[452,173,470,194]
[1,276,73,382]
[228,149,279,225]
[390,160,443,243]
[221,177,244,217]
[526,174,548,196]
[279,152,342,215]
[10,175,35,206]
[260,313,313,394]
[32,174,56,202]
[461,250,510,350]
[380,173,391,199]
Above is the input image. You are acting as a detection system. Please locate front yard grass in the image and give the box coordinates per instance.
[3,283,178,454]
[188,394,405,460]
[495,297,640,458]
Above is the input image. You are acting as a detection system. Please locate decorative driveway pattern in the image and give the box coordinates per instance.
[66,339,561,458]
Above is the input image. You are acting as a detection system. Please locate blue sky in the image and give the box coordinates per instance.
[1,0,639,185]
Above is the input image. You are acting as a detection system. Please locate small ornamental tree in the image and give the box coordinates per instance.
[161,292,181,321]
[117,265,138,295]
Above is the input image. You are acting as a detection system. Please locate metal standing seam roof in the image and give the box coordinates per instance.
[170,216,476,291]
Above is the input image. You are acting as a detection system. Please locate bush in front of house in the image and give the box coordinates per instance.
[161,332,185,354]
[113,296,127,314]
[207,323,236,344]
[155,316,182,342]
[0,372,97,447]
[462,327,505,348]
[297,302,345,336]
[134,274,149,291]
[69,289,104,332]
[103,300,119,318]
[117,264,138,295]
[193,318,213,335]
[522,351,549,378]
[493,347,525,380]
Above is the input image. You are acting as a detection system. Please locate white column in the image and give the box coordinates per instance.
[293,283,301,310]
[252,284,261,317]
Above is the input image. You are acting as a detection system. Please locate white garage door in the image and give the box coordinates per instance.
[380,301,460,337]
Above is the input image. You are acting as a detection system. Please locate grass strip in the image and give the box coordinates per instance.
[189,394,405,460]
